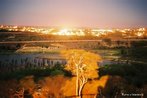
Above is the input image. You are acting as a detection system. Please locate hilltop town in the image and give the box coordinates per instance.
[0,25,147,40]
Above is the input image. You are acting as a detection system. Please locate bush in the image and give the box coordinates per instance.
[0,64,72,80]
[99,63,147,87]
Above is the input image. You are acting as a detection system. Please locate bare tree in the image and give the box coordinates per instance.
[61,49,101,98]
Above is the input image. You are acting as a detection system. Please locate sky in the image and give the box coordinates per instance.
[0,0,147,28]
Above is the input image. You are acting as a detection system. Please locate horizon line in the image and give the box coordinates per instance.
[0,24,146,29]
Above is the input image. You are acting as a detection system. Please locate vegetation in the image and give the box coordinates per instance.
[1,63,147,97]
[61,49,101,98]
[0,64,71,80]
[0,39,147,97]
[129,41,147,58]
[99,63,147,87]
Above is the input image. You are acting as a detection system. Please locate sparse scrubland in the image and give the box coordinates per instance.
[0,62,147,98]
[0,69,147,97]
[0,40,147,98]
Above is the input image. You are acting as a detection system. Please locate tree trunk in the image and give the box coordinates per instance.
[79,82,86,98]
[76,66,79,96]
